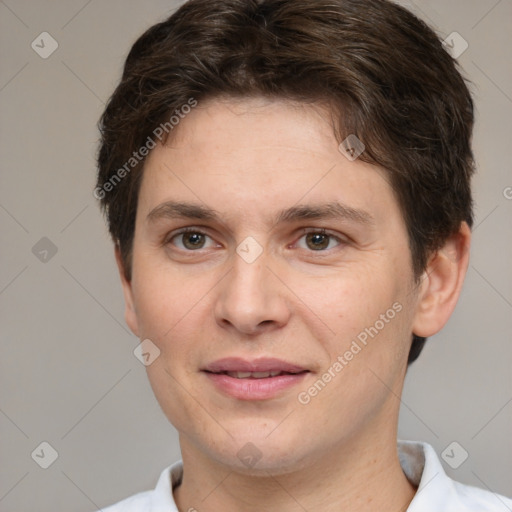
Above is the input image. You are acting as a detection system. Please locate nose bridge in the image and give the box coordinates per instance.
[214,241,290,333]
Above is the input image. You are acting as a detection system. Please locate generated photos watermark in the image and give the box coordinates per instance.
[93,98,198,200]
[298,301,403,405]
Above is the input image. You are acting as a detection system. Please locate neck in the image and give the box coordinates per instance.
[173,431,416,512]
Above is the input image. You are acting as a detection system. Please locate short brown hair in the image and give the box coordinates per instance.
[96,0,475,364]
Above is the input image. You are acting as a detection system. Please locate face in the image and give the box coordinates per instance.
[120,97,424,475]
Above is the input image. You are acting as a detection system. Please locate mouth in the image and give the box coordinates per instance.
[208,370,308,379]
[202,358,310,400]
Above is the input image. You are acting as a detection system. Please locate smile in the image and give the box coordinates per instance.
[202,358,310,400]
[223,370,301,379]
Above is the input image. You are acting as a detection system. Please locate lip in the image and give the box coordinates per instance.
[203,357,307,373]
[202,357,309,401]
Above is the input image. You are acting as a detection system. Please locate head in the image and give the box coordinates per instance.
[96,0,473,474]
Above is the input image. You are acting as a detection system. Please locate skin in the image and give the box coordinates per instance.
[116,97,471,511]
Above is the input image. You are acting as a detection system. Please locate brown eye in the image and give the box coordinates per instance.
[305,232,330,250]
[296,230,342,252]
[182,232,206,250]
[168,229,216,251]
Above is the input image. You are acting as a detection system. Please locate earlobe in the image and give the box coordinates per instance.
[114,245,140,337]
[412,222,471,338]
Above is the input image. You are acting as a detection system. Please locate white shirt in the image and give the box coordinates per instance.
[101,441,512,511]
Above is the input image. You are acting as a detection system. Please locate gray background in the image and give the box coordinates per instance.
[0,0,511,510]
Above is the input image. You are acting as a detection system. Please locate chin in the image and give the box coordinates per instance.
[205,435,314,477]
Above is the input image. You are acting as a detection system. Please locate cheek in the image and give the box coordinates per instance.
[130,265,212,429]
[298,298,412,441]
[129,259,221,385]
[313,264,414,397]
[131,277,174,340]
[130,249,204,338]
[325,268,402,340]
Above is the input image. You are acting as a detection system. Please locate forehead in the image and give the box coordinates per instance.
[167,97,341,170]
[137,97,400,227]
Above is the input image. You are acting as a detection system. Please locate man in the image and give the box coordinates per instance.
[95,0,512,510]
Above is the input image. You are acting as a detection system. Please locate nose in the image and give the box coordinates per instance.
[213,247,291,336]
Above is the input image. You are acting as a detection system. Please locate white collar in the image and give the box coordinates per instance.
[105,440,512,511]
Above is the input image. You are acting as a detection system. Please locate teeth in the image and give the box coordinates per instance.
[226,371,284,379]
[228,371,252,379]
[252,371,271,378]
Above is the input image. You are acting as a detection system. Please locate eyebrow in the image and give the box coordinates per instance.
[275,202,374,226]
[146,200,374,227]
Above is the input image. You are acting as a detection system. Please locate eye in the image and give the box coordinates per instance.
[296,229,343,251]
[168,228,218,251]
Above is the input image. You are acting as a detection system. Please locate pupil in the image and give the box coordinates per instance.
[185,233,204,249]
[307,233,329,250]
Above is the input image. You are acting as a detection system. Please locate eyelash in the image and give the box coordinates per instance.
[165,227,346,254]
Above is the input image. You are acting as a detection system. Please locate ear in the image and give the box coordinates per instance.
[115,245,140,337]
[412,222,471,338]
